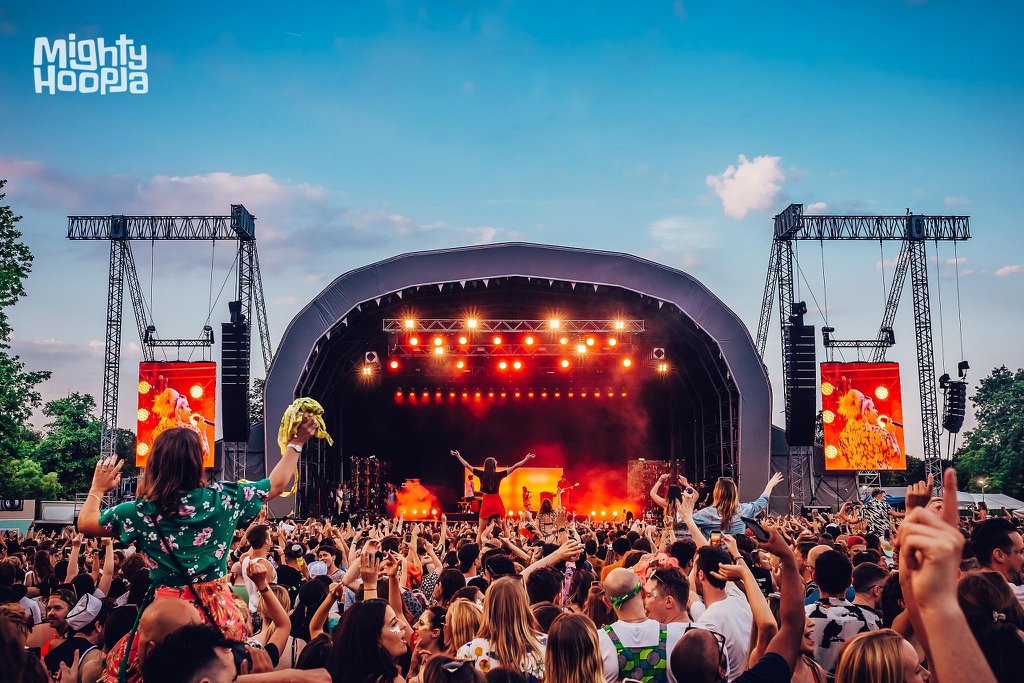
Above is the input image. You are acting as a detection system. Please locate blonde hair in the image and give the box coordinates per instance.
[258,585,291,644]
[712,478,739,531]
[445,598,483,655]
[477,577,544,673]
[545,613,603,683]
[834,629,906,683]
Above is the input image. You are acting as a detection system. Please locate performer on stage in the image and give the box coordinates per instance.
[450,449,535,531]
[522,486,533,513]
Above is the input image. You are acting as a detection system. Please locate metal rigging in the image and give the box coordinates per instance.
[67,205,273,467]
[757,204,971,508]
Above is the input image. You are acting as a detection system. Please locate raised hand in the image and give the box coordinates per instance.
[905,474,934,512]
[711,560,753,584]
[766,472,784,490]
[91,456,123,493]
[246,559,269,589]
[525,452,536,460]
[291,414,319,447]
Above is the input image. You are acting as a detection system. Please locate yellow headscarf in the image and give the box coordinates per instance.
[274,397,334,497]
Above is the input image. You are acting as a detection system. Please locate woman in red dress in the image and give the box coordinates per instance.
[450,449,535,533]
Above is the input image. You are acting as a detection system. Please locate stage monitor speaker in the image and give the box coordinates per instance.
[0,500,24,512]
[801,504,831,518]
[221,321,251,442]
[785,324,816,446]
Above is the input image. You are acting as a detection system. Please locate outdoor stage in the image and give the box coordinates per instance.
[255,244,772,518]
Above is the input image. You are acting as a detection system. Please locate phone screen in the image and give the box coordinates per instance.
[710,531,722,546]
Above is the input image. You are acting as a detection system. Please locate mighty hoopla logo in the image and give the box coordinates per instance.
[34,34,148,94]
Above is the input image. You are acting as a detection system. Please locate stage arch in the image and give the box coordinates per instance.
[261,243,772,512]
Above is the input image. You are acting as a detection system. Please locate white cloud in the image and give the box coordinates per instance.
[272,296,299,306]
[705,154,785,219]
[648,216,715,270]
[995,265,1023,277]
[806,202,829,215]
[944,196,971,207]
[875,257,900,271]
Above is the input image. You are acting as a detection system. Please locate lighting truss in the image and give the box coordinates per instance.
[383,319,645,333]
[389,342,638,357]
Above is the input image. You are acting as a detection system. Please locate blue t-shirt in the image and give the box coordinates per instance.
[691,495,769,535]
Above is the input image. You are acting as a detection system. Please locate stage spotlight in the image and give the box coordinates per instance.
[608,338,617,347]
[138,380,151,395]
[586,337,595,347]
[137,408,150,421]
[614,320,625,330]
[137,443,149,457]
[475,391,482,398]
[590,510,597,517]
[500,391,507,398]
[622,358,632,368]
[822,410,835,424]
[395,390,403,398]
[433,337,443,347]
[594,391,602,398]
[512,360,523,370]
[365,351,380,364]
[492,336,502,345]
[507,510,515,517]
[421,391,429,399]
[434,391,442,399]
[524,336,535,346]
[409,336,419,346]
[652,347,666,360]
[190,384,204,399]
[389,360,400,370]
[821,382,834,396]
[541,391,547,398]
[466,318,478,329]
[549,319,560,329]
[498,360,508,370]
[554,391,561,398]
[560,359,571,369]
[404,319,415,329]
[875,386,889,400]
[431,508,438,516]
[458,336,468,345]
[656,362,669,374]
[514,391,521,398]
[488,390,495,398]
[621,391,627,397]
[581,391,588,398]
[600,510,606,517]
[456,360,466,369]
[448,391,456,398]
[462,391,469,399]
[361,365,374,376]
[576,344,587,354]
[433,346,444,356]
[560,337,569,345]
[527,391,534,398]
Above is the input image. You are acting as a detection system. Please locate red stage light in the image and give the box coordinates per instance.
[560,359,570,369]
[568,391,574,398]
[549,319,561,329]
[500,391,507,398]
[466,318,478,329]
[541,391,547,398]
[498,360,508,370]
[421,391,429,400]
[492,336,502,345]
[449,391,456,398]
[524,336,535,346]
[621,391,627,397]
[527,391,534,398]
[389,360,400,370]
[431,508,438,516]
[581,391,588,398]
[433,346,444,356]
[433,337,443,347]
[622,358,632,368]
[595,391,602,398]
[554,391,561,398]
[576,344,587,354]
[512,360,523,370]
[435,391,442,399]
[462,391,469,399]
[474,391,482,400]
[586,337,595,347]
[514,391,521,398]
[396,390,403,397]
[608,338,617,347]
[458,336,468,345]
[560,337,569,345]
[404,319,415,329]
[409,337,420,346]
[488,391,495,398]
[456,360,466,369]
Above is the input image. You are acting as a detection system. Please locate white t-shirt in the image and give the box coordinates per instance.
[458,635,547,679]
[695,585,753,681]
[242,556,278,612]
[596,619,690,683]
[20,596,42,625]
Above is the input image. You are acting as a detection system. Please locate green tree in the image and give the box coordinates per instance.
[0,178,58,496]
[954,366,1024,500]
[33,393,103,495]
[249,377,266,426]
[879,454,927,487]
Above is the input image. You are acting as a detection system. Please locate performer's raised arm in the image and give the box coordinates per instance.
[507,452,536,473]
[450,449,472,470]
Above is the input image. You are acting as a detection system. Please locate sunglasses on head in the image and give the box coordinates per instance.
[442,660,472,673]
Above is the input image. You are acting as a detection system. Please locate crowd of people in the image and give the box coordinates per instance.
[1,417,1022,683]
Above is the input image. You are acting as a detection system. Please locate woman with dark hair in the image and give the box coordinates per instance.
[690,472,784,535]
[566,569,597,614]
[328,599,408,683]
[421,655,486,683]
[957,571,1024,683]
[536,499,557,542]
[77,415,320,681]
[410,606,447,679]
[435,568,467,608]
[450,450,535,533]
[24,549,58,598]
[293,580,330,642]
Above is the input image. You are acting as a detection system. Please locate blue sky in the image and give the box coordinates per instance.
[1,1,1022,459]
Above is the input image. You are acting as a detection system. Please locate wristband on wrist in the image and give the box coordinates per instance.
[287,443,302,453]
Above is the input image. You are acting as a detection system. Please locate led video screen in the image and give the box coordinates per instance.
[136,361,216,468]
[821,362,906,471]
